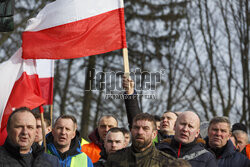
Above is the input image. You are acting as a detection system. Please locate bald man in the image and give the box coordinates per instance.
[157,111,217,167]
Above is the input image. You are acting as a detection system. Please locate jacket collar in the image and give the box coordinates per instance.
[4,136,44,158]
[46,130,82,159]
[205,137,235,158]
[88,128,103,148]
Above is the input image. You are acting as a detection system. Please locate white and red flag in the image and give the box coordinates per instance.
[22,0,127,59]
[0,48,46,145]
[37,59,54,105]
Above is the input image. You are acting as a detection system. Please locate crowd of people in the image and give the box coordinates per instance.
[0,76,249,167]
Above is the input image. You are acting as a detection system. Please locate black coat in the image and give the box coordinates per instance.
[157,138,217,167]
[0,137,60,167]
[124,93,141,130]
[205,138,250,167]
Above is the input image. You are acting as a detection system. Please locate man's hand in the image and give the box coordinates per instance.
[122,75,134,95]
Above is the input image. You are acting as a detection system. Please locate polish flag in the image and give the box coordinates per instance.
[22,0,127,59]
[37,60,54,105]
[0,48,46,145]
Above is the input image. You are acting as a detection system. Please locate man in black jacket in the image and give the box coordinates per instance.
[157,111,217,167]
[94,127,126,167]
[205,116,250,167]
[0,107,60,167]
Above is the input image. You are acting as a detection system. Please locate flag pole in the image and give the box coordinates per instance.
[123,48,130,74]
[40,110,47,152]
[50,104,53,130]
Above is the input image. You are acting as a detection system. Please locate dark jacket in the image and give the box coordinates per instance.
[153,130,174,145]
[124,93,141,130]
[124,95,173,144]
[0,0,14,31]
[205,138,250,167]
[93,148,108,167]
[105,144,175,167]
[46,131,93,167]
[157,138,217,167]
[0,137,60,167]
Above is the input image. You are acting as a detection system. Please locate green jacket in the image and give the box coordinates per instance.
[105,145,175,167]
[0,0,14,31]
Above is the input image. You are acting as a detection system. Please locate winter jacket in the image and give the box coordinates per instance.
[105,144,175,167]
[124,93,141,130]
[153,130,174,145]
[0,137,60,167]
[241,144,250,159]
[46,131,93,167]
[157,138,217,167]
[81,129,102,163]
[0,0,14,31]
[205,138,250,167]
[93,148,108,167]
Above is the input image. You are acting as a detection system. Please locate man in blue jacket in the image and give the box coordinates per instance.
[205,116,250,167]
[46,114,93,167]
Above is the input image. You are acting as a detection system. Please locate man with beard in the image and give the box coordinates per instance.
[123,76,177,144]
[105,113,175,167]
[158,111,217,167]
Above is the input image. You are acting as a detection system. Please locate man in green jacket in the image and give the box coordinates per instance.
[105,113,175,167]
[0,0,14,31]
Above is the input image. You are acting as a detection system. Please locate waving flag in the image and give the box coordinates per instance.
[37,60,54,105]
[0,48,46,145]
[22,0,127,59]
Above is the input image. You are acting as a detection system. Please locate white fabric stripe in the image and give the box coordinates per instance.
[36,59,54,78]
[0,48,37,129]
[25,0,124,32]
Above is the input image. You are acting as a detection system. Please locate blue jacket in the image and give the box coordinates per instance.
[205,138,250,167]
[157,138,217,167]
[46,131,93,167]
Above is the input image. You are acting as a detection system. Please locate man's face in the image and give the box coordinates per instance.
[174,112,200,144]
[124,133,131,146]
[52,118,76,150]
[35,119,42,143]
[35,119,51,143]
[8,111,36,154]
[208,122,230,148]
[156,121,160,130]
[235,133,248,152]
[98,116,118,141]
[160,112,177,133]
[131,120,156,151]
[104,131,126,154]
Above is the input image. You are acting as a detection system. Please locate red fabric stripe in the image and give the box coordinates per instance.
[0,127,7,146]
[178,143,182,158]
[22,8,127,59]
[0,72,45,133]
[39,77,54,105]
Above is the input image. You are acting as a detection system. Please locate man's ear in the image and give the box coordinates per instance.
[196,129,200,138]
[151,130,157,140]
